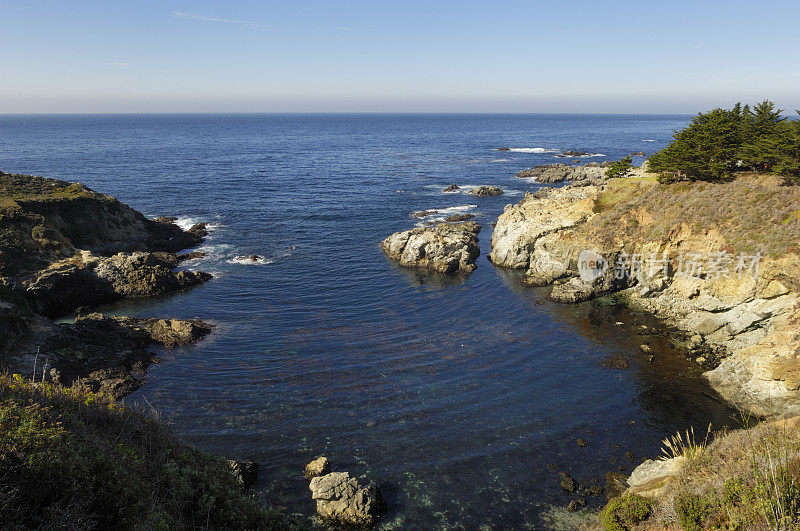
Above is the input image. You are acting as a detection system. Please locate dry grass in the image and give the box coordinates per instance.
[646,417,800,530]
[582,173,800,259]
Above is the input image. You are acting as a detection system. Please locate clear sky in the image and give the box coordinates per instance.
[2,0,799,113]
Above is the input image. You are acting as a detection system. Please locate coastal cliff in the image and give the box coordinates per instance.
[0,171,213,396]
[490,173,800,418]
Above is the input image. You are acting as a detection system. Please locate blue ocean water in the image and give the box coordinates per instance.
[0,114,739,528]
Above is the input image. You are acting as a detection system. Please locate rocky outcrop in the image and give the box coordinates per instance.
[0,173,214,398]
[382,221,481,275]
[21,251,211,318]
[0,306,213,397]
[445,213,475,222]
[489,176,800,417]
[309,472,387,526]
[468,185,503,196]
[443,184,460,193]
[304,457,331,480]
[515,162,610,184]
[0,173,206,275]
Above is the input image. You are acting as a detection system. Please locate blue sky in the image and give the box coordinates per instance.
[1,0,799,113]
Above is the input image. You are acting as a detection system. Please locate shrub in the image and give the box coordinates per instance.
[599,494,653,530]
[675,493,710,530]
[0,374,303,530]
[605,156,634,179]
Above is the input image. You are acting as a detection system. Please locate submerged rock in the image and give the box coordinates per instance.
[559,472,576,493]
[382,221,481,275]
[309,472,387,526]
[468,185,503,196]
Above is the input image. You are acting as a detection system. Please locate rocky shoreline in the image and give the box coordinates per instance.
[0,171,214,397]
[489,172,800,418]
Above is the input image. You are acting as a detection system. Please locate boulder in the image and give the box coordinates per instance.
[382,221,481,275]
[304,457,331,480]
[625,457,685,498]
[443,184,460,193]
[468,185,503,196]
[309,472,387,526]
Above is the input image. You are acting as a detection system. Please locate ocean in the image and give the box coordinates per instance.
[0,113,740,528]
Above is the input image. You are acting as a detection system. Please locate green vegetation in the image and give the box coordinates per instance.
[599,494,652,530]
[648,100,800,183]
[605,156,634,179]
[0,374,302,530]
[599,417,800,530]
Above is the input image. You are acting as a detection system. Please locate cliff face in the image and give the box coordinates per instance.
[0,172,213,397]
[490,174,800,417]
[0,172,206,275]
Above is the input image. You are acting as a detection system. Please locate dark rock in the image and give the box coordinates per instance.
[577,438,588,447]
[560,472,576,493]
[468,186,503,196]
[229,460,259,489]
[445,213,475,222]
[177,251,206,261]
[497,147,511,151]
[566,498,586,512]
[412,209,439,218]
[630,151,646,157]
[443,184,460,192]
[604,472,629,500]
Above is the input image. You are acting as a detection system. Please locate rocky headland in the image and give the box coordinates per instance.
[489,172,800,418]
[381,221,481,275]
[0,171,214,397]
[515,161,650,185]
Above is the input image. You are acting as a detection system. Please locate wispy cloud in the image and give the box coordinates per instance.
[172,10,269,31]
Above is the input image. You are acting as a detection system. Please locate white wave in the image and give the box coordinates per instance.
[411,204,479,223]
[642,139,656,142]
[500,147,561,153]
[174,216,222,232]
[227,255,275,266]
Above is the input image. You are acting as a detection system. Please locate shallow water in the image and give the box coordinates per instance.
[0,114,741,528]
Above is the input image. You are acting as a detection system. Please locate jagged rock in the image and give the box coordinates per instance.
[177,251,206,261]
[443,184,460,192]
[0,172,206,275]
[445,213,475,222]
[382,221,481,275]
[309,472,387,526]
[559,472,576,493]
[630,151,646,156]
[604,472,629,500]
[639,345,653,354]
[23,251,211,318]
[304,457,331,480]
[515,162,609,184]
[468,185,503,196]
[229,460,259,489]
